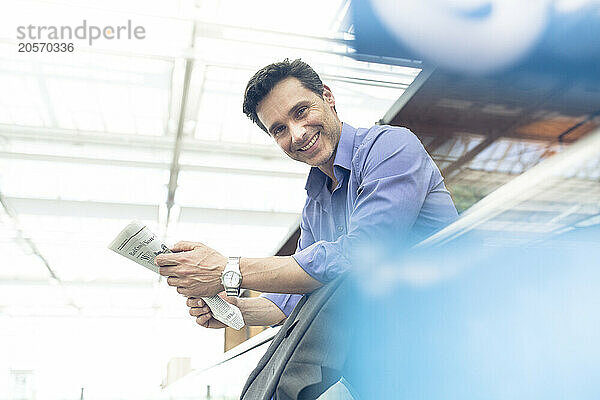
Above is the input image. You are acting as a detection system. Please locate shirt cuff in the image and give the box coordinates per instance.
[260,293,303,317]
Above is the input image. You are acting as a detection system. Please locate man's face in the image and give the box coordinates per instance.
[256,77,341,168]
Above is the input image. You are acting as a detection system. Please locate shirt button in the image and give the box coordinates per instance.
[337,226,344,232]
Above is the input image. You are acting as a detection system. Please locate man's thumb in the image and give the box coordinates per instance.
[217,291,238,306]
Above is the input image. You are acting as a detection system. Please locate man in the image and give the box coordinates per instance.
[156,59,457,328]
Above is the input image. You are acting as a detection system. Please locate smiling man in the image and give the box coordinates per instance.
[156,59,458,328]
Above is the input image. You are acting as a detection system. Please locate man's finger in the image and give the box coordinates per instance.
[196,313,212,327]
[177,287,196,296]
[155,253,184,266]
[172,241,202,252]
[187,297,205,307]
[189,306,211,317]
[167,276,181,286]
[176,287,189,295]
[158,266,179,277]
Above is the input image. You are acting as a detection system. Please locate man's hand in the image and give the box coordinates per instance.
[188,295,287,328]
[156,241,227,298]
[187,293,237,329]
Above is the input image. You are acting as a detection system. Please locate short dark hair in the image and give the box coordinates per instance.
[243,59,324,134]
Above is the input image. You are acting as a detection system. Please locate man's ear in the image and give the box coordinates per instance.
[322,85,335,108]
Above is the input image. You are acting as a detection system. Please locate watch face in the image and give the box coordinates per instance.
[223,271,241,287]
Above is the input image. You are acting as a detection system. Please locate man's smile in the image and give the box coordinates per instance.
[298,131,320,152]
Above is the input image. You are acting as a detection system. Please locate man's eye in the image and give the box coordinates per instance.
[295,107,307,118]
[273,126,285,136]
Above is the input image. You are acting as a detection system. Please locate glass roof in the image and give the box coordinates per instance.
[0,1,419,399]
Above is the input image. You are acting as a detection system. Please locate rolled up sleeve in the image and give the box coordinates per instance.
[260,293,303,316]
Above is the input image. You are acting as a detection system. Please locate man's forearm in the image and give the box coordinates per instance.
[237,296,287,326]
[240,255,322,294]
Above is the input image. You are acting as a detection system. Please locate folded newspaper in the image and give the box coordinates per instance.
[108,221,245,330]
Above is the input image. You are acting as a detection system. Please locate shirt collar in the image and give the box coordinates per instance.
[304,122,357,199]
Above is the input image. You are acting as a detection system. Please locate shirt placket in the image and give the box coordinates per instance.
[331,174,348,239]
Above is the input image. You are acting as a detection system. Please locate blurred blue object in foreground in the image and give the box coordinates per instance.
[345,228,600,399]
[352,0,600,79]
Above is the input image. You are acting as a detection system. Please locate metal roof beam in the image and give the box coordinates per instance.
[0,150,306,179]
[0,124,284,159]
[4,196,299,226]
[166,57,194,227]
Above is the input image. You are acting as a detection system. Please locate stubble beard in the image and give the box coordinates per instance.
[294,110,341,167]
[304,127,338,167]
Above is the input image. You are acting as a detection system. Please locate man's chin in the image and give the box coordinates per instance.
[306,153,333,168]
[291,147,333,167]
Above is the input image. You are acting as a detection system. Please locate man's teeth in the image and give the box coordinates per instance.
[300,133,319,151]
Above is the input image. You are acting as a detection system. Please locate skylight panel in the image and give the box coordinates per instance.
[134,116,165,136]
[169,221,293,257]
[176,170,306,213]
[0,106,12,125]
[1,159,168,204]
[72,110,105,131]
[9,106,44,127]
[194,0,345,37]
[0,75,40,107]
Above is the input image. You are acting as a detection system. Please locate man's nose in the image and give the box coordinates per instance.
[290,123,307,145]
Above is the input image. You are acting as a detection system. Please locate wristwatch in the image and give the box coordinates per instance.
[221,256,242,296]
